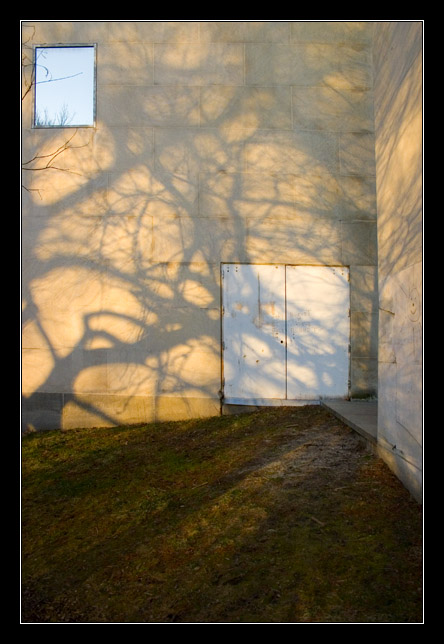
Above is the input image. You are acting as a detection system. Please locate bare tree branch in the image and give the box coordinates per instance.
[35,71,83,86]
[22,129,90,175]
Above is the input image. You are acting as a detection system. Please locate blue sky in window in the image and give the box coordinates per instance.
[35,46,95,126]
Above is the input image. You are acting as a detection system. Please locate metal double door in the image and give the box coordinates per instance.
[222,264,350,404]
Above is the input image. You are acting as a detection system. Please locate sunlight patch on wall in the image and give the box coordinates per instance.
[25,129,100,205]
[87,311,157,345]
[107,361,159,397]
[22,320,56,395]
[34,207,153,277]
[158,339,220,395]
[180,279,214,307]
[108,164,197,219]
[29,267,104,357]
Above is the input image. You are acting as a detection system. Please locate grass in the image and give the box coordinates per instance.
[21,405,423,623]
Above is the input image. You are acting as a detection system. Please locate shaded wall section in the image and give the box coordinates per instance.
[372,21,423,501]
[22,21,378,430]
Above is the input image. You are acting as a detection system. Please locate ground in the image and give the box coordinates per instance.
[21,405,423,623]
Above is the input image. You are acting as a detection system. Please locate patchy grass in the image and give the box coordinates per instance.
[21,406,423,623]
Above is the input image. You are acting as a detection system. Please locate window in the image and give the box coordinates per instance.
[34,45,96,127]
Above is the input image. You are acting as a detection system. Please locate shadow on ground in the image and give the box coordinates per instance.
[21,405,423,623]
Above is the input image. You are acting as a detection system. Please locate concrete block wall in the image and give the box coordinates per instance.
[22,21,378,430]
[372,21,423,501]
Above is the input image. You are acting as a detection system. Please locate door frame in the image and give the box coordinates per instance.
[221,263,351,406]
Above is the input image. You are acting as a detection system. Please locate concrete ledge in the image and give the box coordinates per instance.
[22,393,64,432]
[321,400,377,444]
[22,392,221,431]
[154,395,221,422]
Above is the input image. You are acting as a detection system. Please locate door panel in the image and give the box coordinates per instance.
[286,265,350,399]
[222,264,286,401]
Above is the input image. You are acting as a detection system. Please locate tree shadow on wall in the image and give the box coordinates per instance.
[22,25,380,431]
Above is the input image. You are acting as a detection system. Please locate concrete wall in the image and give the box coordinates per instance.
[372,21,423,501]
[22,21,378,430]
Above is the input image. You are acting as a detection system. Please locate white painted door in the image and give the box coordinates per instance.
[286,265,350,400]
[222,264,286,402]
[222,264,350,404]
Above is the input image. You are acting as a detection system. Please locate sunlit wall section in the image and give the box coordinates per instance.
[373,22,422,501]
[22,21,378,430]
